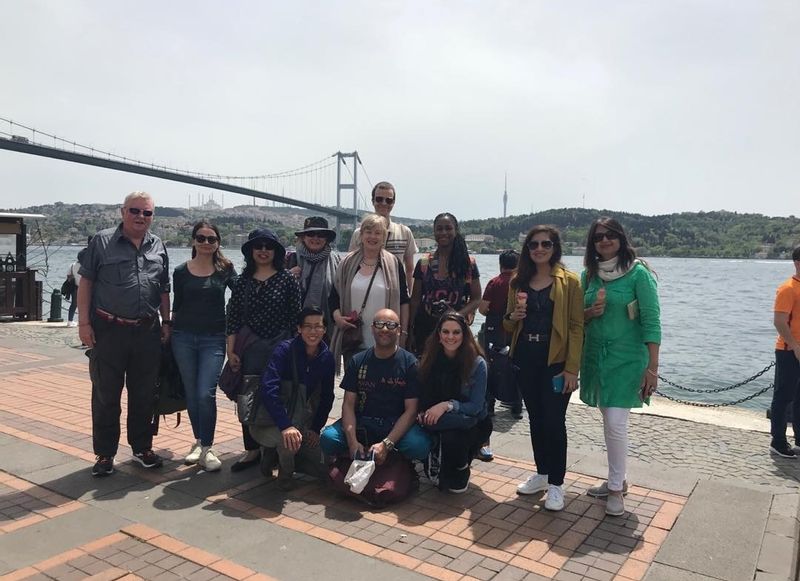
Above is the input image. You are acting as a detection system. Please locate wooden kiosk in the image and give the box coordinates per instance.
[0,212,46,321]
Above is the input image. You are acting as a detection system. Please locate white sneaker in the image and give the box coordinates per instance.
[66,321,78,328]
[544,485,565,511]
[184,441,202,465]
[199,448,222,472]
[517,473,549,495]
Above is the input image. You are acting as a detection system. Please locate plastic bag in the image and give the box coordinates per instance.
[344,452,376,494]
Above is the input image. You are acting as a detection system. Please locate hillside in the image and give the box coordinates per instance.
[448,208,800,258]
[4,203,799,258]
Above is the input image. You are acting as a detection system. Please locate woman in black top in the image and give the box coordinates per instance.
[225,229,301,471]
[417,312,492,493]
[171,221,236,472]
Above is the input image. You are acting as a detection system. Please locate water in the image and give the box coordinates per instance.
[34,246,790,411]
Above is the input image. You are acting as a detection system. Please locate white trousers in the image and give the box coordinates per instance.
[600,407,630,491]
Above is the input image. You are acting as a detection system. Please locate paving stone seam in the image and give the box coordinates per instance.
[0,524,279,581]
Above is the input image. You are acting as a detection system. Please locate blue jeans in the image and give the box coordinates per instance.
[320,417,432,461]
[171,330,226,447]
[771,349,800,446]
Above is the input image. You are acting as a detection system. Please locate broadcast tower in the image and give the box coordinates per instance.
[503,173,508,218]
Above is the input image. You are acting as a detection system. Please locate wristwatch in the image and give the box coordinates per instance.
[381,437,395,451]
[446,401,454,412]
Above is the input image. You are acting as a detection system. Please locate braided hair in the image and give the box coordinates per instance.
[434,212,470,281]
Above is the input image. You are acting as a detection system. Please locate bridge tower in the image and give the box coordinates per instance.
[335,151,360,246]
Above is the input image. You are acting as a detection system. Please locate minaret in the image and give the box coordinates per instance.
[503,172,508,218]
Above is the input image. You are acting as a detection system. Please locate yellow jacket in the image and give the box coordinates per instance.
[503,265,584,374]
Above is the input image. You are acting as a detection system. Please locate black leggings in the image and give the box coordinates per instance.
[515,342,570,485]
[438,417,493,481]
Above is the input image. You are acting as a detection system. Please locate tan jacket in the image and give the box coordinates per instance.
[503,265,584,374]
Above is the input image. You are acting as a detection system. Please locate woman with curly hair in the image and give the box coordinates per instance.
[580,217,661,517]
[417,312,492,493]
[409,213,481,354]
[504,225,584,512]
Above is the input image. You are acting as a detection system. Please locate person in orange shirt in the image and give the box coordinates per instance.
[770,245,800,458]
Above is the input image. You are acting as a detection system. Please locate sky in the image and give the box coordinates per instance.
[0,1,798,221]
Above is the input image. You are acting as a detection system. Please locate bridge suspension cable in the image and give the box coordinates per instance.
[0,117,337,183]
[0,116,357,219]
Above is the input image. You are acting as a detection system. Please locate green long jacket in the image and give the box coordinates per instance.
[579,262,661,408]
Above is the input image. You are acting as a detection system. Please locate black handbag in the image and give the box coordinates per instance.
[151,343,187,434]
[237,348,311,428]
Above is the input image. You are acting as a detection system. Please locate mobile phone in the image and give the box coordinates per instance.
[552,374,565,393]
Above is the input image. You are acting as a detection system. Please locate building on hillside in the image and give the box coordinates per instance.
[416,237,435,252]
[464,234,495,244]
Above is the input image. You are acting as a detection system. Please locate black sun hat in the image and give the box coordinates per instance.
[241,229,286,263]
[294,216,336,242]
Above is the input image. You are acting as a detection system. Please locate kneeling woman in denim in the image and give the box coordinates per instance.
[418,312,492,493]
[171,221,236,471]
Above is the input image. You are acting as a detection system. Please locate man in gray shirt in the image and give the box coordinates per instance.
[78,191,171,477]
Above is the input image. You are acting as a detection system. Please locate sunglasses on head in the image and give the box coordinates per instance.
[374,196,395,205]
[592,231,620,243]
[194,234,218,244]
[127,208,154,217]
[372,320,400,330]
[527,240,554,250]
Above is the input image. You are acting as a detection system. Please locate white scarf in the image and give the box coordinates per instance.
[597,257,638,282]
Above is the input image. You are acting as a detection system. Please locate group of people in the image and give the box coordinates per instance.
[77,184,664,519]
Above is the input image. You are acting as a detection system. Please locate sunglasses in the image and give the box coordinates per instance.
[527,240,554,250]
[194,235,219,244]
[127,208,154,217]
[252,243,276,251]
[300,323,326,332]
[372,320,400,330]
[304,232,328,239]
[592,231,620,243]
[374,196,395,205]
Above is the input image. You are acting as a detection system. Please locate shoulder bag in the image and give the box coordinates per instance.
[341,260,381,354]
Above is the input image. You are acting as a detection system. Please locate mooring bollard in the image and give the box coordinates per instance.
[48,289,64,323]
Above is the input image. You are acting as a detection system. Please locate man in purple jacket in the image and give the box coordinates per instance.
[250,306,335,487]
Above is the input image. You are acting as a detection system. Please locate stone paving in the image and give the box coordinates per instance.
[3,524,277,581]
[6,322,799,489]
[0,323,797,581]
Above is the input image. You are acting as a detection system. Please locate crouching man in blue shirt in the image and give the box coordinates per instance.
[320,308,431,464]
[250,307,335,487]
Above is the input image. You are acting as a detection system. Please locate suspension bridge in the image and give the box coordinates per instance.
[0,117,373,231]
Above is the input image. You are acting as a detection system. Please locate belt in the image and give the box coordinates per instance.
[94,308,155,327]
[521,333,549,343]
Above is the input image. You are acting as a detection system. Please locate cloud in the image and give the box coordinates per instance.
[1,0,798,220]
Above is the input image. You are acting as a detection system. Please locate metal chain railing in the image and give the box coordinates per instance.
[655,362,775,407]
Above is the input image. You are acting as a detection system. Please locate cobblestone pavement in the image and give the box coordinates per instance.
[493,404,800,490]
[0,330,686,581]
[2,322,799,490]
